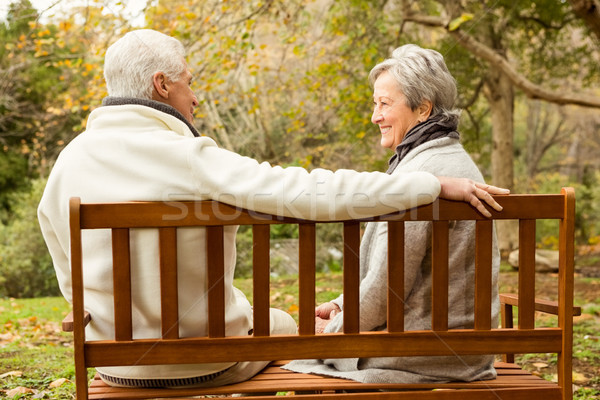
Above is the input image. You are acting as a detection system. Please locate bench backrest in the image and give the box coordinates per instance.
[68,188,575,396]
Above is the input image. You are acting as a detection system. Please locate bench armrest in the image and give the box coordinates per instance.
[499,293,581,317]
[62,311,92,332]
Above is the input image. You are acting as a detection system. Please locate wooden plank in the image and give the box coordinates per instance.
[557,186,576,398]
[206,225,225,338]
[500,302,515,363]
[518,220,536,329]
[78,194,566,230]
[343,222,361,334]
[474,220,493,330]
[431,221,449,331]
[68,198,89,400]
[83,329,563,366]
[112,228,132,341]
[387,221,405,332]
[159,227,179,339]
[299,223,316,335]
[499,293,581,316]
[88,371,561,400]
[253,224,271,337]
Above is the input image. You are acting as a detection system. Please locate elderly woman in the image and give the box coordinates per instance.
[284,44,500,384]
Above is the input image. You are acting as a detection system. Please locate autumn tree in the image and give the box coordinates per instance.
[396,0,600,250]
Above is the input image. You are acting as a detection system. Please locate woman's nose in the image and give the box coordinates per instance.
[372,110,383,124]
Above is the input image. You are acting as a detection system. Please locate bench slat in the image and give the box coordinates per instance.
[253,224,271,336]
[518,220,536,329]
[82,329,563,366]
[159,227,179,339]
[299,223,316,335]
[207,225,225,338]
[78,195,567,229]
[474,220,493,330]
[87,363,561,400]
[387,221,405,332]
[431,221,449,331]
[343,221,361,334]
[112,228,133,341]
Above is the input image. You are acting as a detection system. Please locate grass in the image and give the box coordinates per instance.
[1,271,599,399]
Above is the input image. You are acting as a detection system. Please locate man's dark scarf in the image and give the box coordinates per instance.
[102,97,200,137]
[386,114,459,174]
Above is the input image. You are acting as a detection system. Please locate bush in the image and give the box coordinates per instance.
[0,178,59,298]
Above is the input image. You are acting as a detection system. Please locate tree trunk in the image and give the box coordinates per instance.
[483,65,519,254]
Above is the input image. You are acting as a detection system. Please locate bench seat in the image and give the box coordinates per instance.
[87,361,562,399]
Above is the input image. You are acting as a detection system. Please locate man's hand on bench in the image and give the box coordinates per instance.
[437,177,510,218]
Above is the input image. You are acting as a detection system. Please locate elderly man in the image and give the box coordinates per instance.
[38,29,507,388]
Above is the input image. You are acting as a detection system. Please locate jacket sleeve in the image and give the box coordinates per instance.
[187,139,441,221]
[37,204,73,303]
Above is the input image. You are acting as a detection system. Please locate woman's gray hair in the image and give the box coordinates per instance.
[369,44,461,124]
[104,29,186,99]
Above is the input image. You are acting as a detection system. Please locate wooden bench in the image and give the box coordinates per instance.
[63,187,580,399]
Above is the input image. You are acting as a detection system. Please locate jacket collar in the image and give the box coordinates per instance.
[102,97,200,137]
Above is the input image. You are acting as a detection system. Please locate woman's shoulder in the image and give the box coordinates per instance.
[395,138,483,180]
[398,137,465,164]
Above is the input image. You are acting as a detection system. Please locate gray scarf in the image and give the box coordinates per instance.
[102,97,200,137]
[386,114,459,174]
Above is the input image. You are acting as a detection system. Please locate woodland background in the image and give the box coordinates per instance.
[1,0,600,298]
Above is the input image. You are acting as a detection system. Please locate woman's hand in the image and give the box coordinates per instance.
[315,302,341,333]
[437,176,510,218]
[315,302,341,319]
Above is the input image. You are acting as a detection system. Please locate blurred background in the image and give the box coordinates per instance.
[1,0,600,298]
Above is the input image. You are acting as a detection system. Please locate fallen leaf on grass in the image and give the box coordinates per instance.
[572,371,589,384]
[49,378,70,388]
[6,386,36,396]
[0,370,22,378]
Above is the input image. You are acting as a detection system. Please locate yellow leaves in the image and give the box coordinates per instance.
[5,387,35,397]
[59,21,72,31]
[0,371,23,379]
[572,371,589,384]
[38,29,51,37]
[49,378,70,388]
[448,13,474,31]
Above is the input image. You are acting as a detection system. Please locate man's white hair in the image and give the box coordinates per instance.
[104,29,186,99]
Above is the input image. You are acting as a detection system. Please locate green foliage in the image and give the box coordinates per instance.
[0,150,29,221]
[529,171,600,246]
[0,178,59,298]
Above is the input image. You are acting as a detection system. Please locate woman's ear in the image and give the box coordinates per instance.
[418,100,433,122]
[152,72,169,100]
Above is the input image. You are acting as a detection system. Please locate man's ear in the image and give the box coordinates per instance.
[152,72,169,100]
